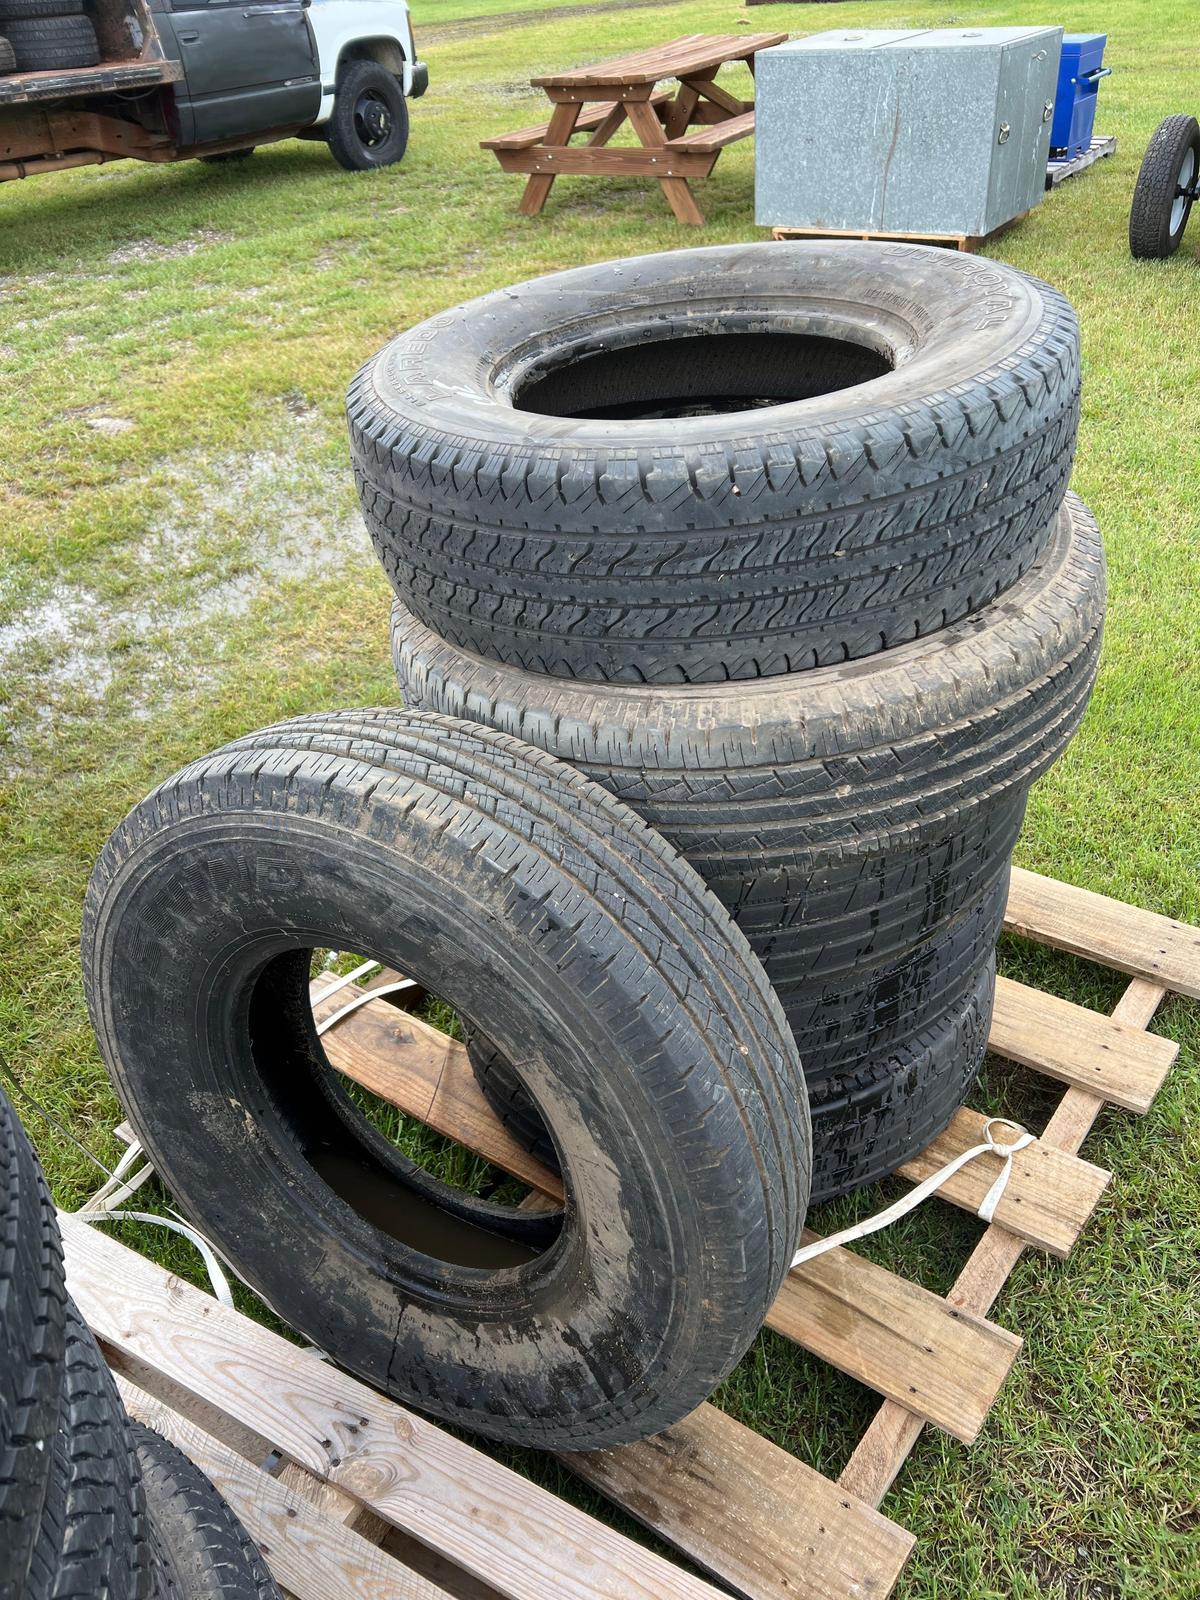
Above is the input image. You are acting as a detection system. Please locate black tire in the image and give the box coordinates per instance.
[0,1092,67,1600]
[134,1425,279,1600]
[0,36,14,71]
[398,493,1105,1193]
[83,711,810,1450]
[349,240,1079,685]
[1129,114,1200,260]
[197,149,256,165]
[326,60,408,171]
[4,12,97,69]
[473,875,1008,1203]
[25,1297,153,1600]
[0,0,84,19]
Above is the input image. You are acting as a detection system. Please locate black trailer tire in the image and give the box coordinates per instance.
[83,711,809,1450]
[134,1426,279,1600]
[0,1092,67,1600]
[0,36,14,70]
[3,12,96,68]
[0,0,84,19]
[1129,115,1200,259]
[25,1297,152,1600]
[326,60,408,171]
[350,240,1079,685]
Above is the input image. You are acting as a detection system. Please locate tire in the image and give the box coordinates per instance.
[83,710,810,1450]
[134,1425,279,1600]
[26,1297,153,1600]
[0,36,14,71]
[473,875,1008,1202]
[1129,115,1200,259]
[349,240,1080,685]
[0,1091,67,1600]
[0,0,84,19]
[197,149,256,165]
[398,493,1104,1192]
[4,12,97,69]
[326,60,408,171]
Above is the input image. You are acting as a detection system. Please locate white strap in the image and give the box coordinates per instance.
[791,1117,1035,1271]
[315,978,417,1036]
[77,1206,236,1307]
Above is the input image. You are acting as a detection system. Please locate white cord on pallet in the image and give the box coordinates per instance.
[790,1117,1035,1270]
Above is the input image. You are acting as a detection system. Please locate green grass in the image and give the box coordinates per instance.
[1,0,1198,1593]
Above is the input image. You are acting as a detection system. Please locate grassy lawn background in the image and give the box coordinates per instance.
[1,0,1197,1594]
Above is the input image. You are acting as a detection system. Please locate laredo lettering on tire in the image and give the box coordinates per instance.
[83,711,809,1450]
[349,240,1080,685]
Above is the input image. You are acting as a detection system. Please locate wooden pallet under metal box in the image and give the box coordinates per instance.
[62,866,1198,1600]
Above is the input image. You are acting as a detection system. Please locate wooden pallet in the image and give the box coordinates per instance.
[770,211,1029,253]
[1046,134,1117,189]
[62,868,1198,1600]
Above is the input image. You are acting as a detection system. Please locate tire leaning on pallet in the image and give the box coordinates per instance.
[348,240,1080,686]
[135,1426,280,1600]
[83,710,810,1450]
[1129,114,1200,260]
[0,1090,67,1600]
[394,491,1106,1198]
[3,12,97,70]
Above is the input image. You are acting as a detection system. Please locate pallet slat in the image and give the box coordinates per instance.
[61,1217,730,1600]
[775,1238,1019,1444]
[897,1106,1110,1257]
[839,970,1173,1509]
[1004,867,1200,998]
[563,1402,915,1600]
[118,1377,456,1600]
[990,973,1177,1111]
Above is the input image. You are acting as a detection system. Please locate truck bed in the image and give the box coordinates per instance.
[0,58,182,107]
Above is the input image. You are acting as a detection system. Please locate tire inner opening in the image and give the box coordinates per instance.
[248,946,566,1274]
[512,330,894,420]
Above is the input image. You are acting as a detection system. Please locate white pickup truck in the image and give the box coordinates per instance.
[0,0,427,183]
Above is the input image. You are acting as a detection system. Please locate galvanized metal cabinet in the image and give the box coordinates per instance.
[756,27,1063,238]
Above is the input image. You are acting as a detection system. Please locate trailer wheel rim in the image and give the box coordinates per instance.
[1172,146,1197,236]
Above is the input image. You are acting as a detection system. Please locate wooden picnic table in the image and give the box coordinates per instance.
[481,31,787,226]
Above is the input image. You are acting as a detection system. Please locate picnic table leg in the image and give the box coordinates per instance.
[518,99,582,215]
[626,97,705,226]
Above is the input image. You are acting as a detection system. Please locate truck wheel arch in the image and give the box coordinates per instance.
[336,38,406,83]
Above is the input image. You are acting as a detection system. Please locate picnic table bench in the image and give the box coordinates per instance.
[481,31,787,225]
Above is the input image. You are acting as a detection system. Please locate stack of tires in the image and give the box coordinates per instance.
[347,241,1105,1201]
[0,1087,282,1600]
[0,0,99,73]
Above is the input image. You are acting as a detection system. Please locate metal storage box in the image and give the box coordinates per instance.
[1051,33,1109,158]
[756,27,1064,238]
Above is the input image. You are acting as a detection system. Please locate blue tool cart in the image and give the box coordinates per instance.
[1051,34,1110,158]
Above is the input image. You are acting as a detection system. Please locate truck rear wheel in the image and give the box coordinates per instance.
[327,60,408,171]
